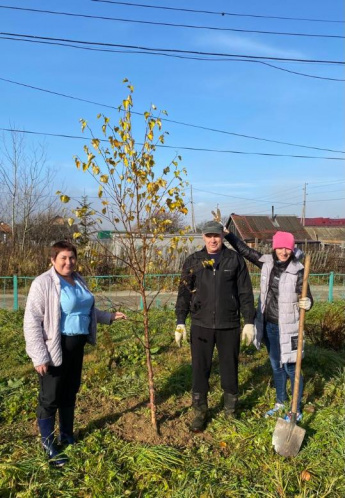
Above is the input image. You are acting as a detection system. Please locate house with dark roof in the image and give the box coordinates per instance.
[0,221,11,242]
[300,218,345,246]
[227,214,318,246]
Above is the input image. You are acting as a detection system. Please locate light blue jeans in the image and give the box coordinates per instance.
[264,322,303,412]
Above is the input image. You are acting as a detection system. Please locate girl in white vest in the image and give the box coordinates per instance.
[225,230,313,421]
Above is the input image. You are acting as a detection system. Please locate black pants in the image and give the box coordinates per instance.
[190,324,241,395]
[37,334,87,419]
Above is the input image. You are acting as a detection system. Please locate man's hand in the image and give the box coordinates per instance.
[174,324,187,347]
[241,324,254,345]
[35,363,49,376]
[299,297,311,310]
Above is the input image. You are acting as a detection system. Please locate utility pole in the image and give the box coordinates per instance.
[301,183,307,226]
[190,184,196,232]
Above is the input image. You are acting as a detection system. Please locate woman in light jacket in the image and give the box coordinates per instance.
[24,240,126,466]
[225,230,313,421]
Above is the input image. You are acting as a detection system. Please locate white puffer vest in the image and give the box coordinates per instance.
[254,254,304,364]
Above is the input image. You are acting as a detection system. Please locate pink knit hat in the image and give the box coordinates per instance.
[272,231,295,251]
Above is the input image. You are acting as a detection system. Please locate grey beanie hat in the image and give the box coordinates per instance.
[202,221,223,235]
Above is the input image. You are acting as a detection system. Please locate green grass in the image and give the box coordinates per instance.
[0,306,344,497]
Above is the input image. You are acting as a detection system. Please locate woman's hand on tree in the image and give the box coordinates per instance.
[112,312,127,321]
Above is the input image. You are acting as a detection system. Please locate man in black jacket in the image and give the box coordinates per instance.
[175,221,255,432]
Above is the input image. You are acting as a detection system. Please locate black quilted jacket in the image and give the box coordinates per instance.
[175,246,255,329]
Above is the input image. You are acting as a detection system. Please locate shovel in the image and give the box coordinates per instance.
[272,253,311,457]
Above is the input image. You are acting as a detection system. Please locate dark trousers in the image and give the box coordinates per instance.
[264,322,303,411]
[190,324,241,395]
[37,334,87,419]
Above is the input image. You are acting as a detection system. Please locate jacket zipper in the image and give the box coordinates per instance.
[213,267,216,328]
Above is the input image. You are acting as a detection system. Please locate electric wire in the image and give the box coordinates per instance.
[0,6,343,39]
[1,76,343,153]
[1,36,343,81]
[0,127,344,160]
[192,187,345,205]
[91,1,345,24]
[0,32,343,64]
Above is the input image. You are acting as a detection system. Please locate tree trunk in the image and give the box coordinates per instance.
[142,293,158,434]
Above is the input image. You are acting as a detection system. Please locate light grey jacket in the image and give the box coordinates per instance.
[254,254,304,364]
[24,267,113,367]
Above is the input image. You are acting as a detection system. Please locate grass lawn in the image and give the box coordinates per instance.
[0,305,344,497]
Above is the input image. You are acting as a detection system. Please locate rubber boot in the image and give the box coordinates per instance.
[59,406,75,446]
[37,416,67,467]
[223,392,238,419]
[190,392,208,433]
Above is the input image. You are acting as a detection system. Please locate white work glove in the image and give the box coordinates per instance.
[299,297,312,310]
[174,324,187,347]
[241,324,254,345]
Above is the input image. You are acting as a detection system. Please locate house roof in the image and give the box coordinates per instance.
[0,221,11,234]
[304,226,345,244]
[230,214,315,242]
[301,217,345,227]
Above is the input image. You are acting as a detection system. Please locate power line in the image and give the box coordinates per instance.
[1,76,344,154]
[1,6,343,39]
[0,127,344,160]
[192,187,295,205]
[1,36,343,81]
[192,187,345,206]
[0,32,343,65]
[91,1,345,24]
[308,181,345,189]
[307,197,345,202]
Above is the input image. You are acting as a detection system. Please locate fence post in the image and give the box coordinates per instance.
[328,271,334,303]
[13,275,18,311]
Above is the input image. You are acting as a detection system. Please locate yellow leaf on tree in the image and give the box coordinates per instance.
[91,139,100,150]
[67,218,74,227]
[100,175,109,183]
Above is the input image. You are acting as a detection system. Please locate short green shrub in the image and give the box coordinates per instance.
[305,301,345,351]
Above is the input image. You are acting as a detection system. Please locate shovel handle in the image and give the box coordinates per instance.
[291,254,311,416]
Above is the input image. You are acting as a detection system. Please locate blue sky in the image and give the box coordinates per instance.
[1,0,344,226]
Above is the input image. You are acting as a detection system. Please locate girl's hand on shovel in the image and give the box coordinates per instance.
[299,297,311,310]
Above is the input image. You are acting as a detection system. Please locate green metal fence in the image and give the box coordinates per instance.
[1,272,344,311]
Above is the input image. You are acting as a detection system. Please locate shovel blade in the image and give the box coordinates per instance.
[272,418,306,457]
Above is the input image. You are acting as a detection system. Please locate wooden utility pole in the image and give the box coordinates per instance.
[190,185,196,232]
[301,183,307,226]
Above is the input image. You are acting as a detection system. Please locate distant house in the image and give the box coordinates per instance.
[49,216,78,242]
[227,214,318,247]
[301,218,345,247]
[0,221,11,242]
